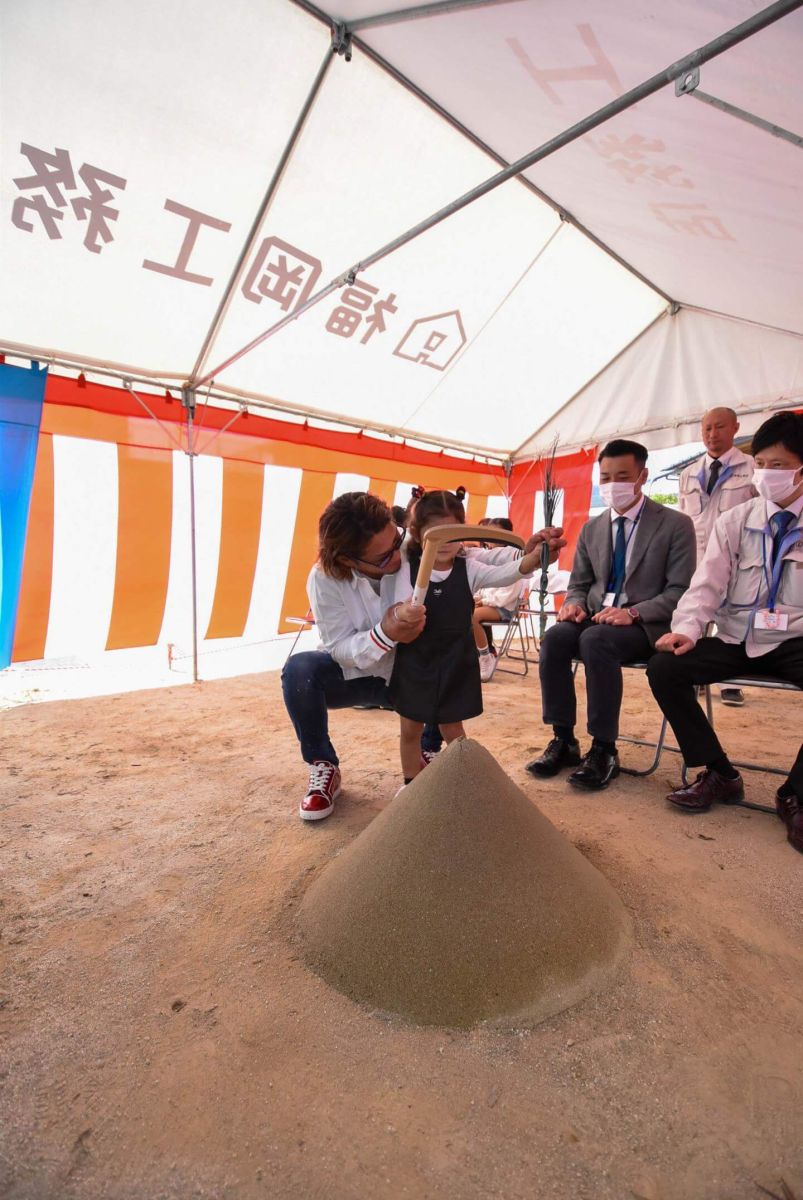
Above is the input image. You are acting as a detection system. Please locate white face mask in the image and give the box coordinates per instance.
[753,467,802,505]
[599,481,639,511]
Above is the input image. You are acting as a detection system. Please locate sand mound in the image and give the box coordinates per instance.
[297,739,631,1028]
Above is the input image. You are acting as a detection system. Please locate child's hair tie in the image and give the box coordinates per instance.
[411,485,425,500]
[455,485,466,501]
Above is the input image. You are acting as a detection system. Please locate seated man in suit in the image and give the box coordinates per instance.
[527,439,696,790]
[647,411,803,853]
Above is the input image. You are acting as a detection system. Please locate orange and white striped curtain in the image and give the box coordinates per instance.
[12,375,528,667]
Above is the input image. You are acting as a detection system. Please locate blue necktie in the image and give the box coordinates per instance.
[770,510,795,571]
[608,516,627,597]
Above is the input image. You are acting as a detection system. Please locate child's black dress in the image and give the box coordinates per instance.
[388,551,482,724]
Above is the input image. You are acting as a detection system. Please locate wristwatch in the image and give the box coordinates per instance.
[627,607,641,621]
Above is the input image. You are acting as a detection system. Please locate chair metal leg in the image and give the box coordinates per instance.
[619,716,670,777]
[493,615,529,677]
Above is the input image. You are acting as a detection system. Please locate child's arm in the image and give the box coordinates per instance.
[466,546,541,592]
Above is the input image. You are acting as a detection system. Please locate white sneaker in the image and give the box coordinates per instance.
[299,760,341,821]
[479,652,496,681]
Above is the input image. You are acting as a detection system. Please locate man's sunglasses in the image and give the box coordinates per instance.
[352,527,405,569]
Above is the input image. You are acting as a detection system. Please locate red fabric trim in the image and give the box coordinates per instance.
[508,447,596,570]
[42,374,505,479]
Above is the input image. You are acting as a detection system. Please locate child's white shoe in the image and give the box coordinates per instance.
[479,651,496,681]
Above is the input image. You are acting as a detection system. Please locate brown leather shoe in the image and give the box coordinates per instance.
[667,769,745,811]
[776,783,803,854]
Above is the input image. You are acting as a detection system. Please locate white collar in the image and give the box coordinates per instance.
[704,446,738,470]
[609,495,645,524]
[767,492,803,521]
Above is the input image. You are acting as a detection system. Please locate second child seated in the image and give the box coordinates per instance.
[384,489,546,787]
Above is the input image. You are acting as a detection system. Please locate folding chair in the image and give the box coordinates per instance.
[485,593,537,678]
[612,665,801,814]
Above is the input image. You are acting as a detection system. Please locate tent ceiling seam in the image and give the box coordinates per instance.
[395,222,564,434]
[532,391,803,459]
[509,307,672,459]
[674,303,803,341]
[188,45,336,386]
[343,31,675,305]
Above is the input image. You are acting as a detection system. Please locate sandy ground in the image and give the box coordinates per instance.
[1,662,801,1200]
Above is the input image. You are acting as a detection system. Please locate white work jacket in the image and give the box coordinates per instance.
[671,495,803,657]
[678,447,755,563]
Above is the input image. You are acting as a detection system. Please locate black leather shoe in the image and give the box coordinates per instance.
[776,782,803,854]
[568,745,620,790]
[525,738,581,778]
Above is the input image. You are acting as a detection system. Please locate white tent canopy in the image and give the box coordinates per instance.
[2,0,802,459]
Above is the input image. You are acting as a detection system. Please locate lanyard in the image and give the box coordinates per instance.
[760,524,801,612]
[608,509,642,601]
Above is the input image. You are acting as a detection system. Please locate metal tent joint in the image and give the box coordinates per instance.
[181,386,197,418]
[675,68,700,96]
[332,23,353,61]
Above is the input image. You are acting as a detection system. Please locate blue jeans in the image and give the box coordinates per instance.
[281,651,443,766]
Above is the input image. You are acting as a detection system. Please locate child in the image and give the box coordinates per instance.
[385,488,541,786]
[472,517,527,680]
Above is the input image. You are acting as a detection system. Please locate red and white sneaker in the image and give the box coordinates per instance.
[419,749,439,770]
[300,760,341,822]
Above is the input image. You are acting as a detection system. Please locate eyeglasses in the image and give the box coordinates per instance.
[352,527,405,569]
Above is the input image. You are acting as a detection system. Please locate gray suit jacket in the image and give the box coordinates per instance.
[564,497,697,648]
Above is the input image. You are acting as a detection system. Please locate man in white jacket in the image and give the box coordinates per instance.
[647,412,803,854]
[282,491,564,822]
[678,406,755,706]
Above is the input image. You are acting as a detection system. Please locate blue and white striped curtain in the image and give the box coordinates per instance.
[0,362,47,668]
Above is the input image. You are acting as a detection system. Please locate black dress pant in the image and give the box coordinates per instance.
[539,619,652,743]
[647,636,803,792]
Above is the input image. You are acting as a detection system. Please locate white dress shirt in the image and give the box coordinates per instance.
[609,495,646,572]
[306,544,527,682]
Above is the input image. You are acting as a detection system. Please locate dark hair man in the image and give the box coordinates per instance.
[648,411,803,853]
[527,439,696,790]
[283,491,565,821]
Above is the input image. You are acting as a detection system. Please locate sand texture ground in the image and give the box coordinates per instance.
[1,666,802,1200]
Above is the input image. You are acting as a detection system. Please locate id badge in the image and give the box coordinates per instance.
[602,592,617,608]
[754,609,788,631]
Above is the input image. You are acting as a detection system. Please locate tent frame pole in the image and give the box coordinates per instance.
[182,387,200,685]
[198,0,801,390]
[348,0,522,33]
[189,45,336,386]
[683,86,803,150]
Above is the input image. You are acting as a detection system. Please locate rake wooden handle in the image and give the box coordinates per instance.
[411,524,525,605]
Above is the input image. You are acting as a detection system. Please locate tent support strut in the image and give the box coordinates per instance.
[197,0,801,390]
[347,0,523,33]
[684,88,803,150]
[188,45,336,386]
[183,387,200,685]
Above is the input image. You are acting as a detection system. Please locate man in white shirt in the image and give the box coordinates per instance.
[528,440,696,791]
[678,406,755,706]
[648,412,803,853]
[283,491,564,822]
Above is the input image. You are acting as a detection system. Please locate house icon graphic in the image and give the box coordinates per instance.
[393,310,467,371]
